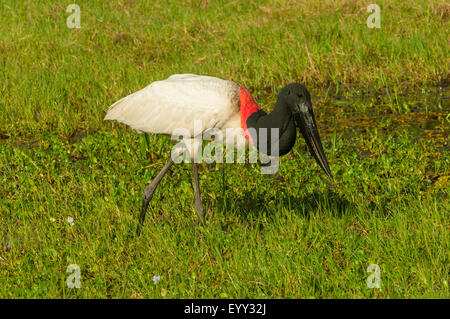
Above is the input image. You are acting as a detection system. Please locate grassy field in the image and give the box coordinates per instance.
[0,0,448,298]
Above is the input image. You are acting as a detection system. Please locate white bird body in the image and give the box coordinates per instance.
[104,74,249,154]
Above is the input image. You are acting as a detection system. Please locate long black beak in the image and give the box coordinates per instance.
[293,103,333,180]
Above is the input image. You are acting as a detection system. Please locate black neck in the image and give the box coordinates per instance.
[246,100,297,156]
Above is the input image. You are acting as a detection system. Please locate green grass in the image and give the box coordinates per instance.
[0,0,448,298]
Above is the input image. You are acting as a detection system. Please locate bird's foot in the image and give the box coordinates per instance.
[195,202,206,224]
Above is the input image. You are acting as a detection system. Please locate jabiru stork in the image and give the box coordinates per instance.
[104,74,332,234]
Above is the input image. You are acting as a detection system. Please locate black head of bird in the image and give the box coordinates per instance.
[247,83,333,180]
[279,83,333,180]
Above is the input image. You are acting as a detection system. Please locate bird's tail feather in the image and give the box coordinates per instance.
[104,96,127,120]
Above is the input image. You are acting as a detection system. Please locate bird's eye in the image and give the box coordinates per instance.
[297,93,303,99]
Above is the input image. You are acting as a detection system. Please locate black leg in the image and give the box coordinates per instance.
[136,156,174,236]
[192,161,206,222]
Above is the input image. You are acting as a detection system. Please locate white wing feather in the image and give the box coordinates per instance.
[104,74,240,136]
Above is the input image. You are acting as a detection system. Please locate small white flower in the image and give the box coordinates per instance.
[67,217,74,226]
[153,275,161,285]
